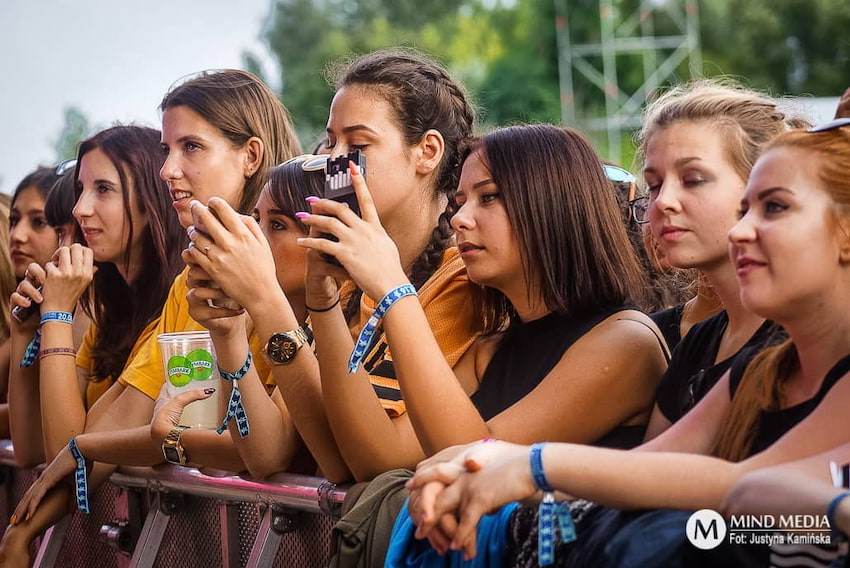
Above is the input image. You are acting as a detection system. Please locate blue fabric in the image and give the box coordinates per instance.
[385,498,519,568]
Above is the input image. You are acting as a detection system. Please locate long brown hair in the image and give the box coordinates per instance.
[472,125,647,334]
[76,126,186,382]
[713,126,850,461]
[160,69,302,214]
[326,49,475,321]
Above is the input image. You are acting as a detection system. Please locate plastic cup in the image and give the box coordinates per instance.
[157,331,221,429]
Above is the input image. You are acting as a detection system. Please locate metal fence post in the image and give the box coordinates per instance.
[129,492,181,568]
[32,516,71,568]
[220,501,241,567]
[245,505,300,568]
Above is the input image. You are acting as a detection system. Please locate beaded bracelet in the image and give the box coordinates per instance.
[19,311,74,368]
[348,284,417,373]
[216,352,252,438]
[68,437,90,514]
[530,443,576,566]
[39,347,77,360]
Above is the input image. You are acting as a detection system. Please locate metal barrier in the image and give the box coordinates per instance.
[0,440,348,567]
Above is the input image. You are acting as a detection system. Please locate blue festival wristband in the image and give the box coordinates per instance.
[40,311,74,325]
[348,283,417,373]
[530,443,554,492]
[19,312,74,368]
[827,491,850,536]
[68,438,91,514]
[216,352,252,438]
[531,443,576,565]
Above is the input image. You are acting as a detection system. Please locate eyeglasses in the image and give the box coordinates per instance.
[279,154,328,172]
[55,159,77,176]
[603,164,648,224]
[807,117,850,133]
[629,195,649,225]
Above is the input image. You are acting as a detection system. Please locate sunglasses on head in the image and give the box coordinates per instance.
[55,159,77,176]
[807,117,850,133]
[603,165,648,224]
[279,154,328,172]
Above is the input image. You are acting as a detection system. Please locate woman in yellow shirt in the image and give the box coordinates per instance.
[2,125,185,565]
[1,70,300,565]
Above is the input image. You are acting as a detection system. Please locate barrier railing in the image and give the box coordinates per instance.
[0,439,348,567]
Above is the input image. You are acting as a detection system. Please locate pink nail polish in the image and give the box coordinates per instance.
[305,196,320,203]
[295,212,310,219]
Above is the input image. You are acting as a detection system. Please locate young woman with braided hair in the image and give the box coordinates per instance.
[184,49,478,482]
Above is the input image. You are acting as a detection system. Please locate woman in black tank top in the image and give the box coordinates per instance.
[407,123,850,567]
[302,124,668,477]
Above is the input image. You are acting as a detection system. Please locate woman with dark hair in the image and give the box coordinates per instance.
[3,70,300,565]
[44,166,81,248]
[1,125,185,565]
[8,166,62,280]
[409,123,850,567]
[298,123,665,475]
[183,48,479,483]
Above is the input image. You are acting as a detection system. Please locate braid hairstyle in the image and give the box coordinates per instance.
[326,49,475,322]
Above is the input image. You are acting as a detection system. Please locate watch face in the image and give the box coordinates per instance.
[163,445,183,465]
[268,333,299,363]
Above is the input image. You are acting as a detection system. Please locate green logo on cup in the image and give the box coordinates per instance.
[167,355,193,387]
[187,349,214,382]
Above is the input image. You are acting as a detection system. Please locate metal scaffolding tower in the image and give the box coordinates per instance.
[554,0,702,163]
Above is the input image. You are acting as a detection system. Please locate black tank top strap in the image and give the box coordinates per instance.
[623,317,671,364]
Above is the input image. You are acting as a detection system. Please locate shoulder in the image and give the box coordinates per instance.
[585,309,666,351]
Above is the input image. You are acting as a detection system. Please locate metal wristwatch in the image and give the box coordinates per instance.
[261,327,311,365]
[162,425,191,466]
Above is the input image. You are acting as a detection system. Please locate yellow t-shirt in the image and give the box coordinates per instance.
[117,266,272,399]
[76,318,160,409]
[346,247,480,417]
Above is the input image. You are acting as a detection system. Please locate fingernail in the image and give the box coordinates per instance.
[305,196,320,203]
[203,387,216,395]
[10,514,16,524]
[189,200,200,209]
[187,226,197,239]
[25,512,31,521]
[295,212,310,219]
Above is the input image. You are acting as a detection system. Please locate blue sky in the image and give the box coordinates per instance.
[1,0,276,193]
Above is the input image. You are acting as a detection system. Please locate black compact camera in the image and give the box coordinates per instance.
[321,150,366,265]
[11,289,41,323]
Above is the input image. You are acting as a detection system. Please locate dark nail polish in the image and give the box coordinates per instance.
[203,388,216,394]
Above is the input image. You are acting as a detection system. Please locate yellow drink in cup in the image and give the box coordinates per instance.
[157,331,221,428]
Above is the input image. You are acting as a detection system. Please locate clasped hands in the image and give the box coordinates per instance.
[405,440,541,561]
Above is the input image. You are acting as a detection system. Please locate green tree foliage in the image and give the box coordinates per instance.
[262,0,850,146]
[54,106,90,162]
[700,0,850,95]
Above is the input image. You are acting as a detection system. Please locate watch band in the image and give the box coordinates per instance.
[261,326,311,365]
[162,425,190,465]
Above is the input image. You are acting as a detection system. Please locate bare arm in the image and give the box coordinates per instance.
[38,319,89,458]
[384,304,667,453]
[311,305,424,481]
[184,201,350,482]
[196,316,301,477]
[722,443,850,520]
[8,325,45,467]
